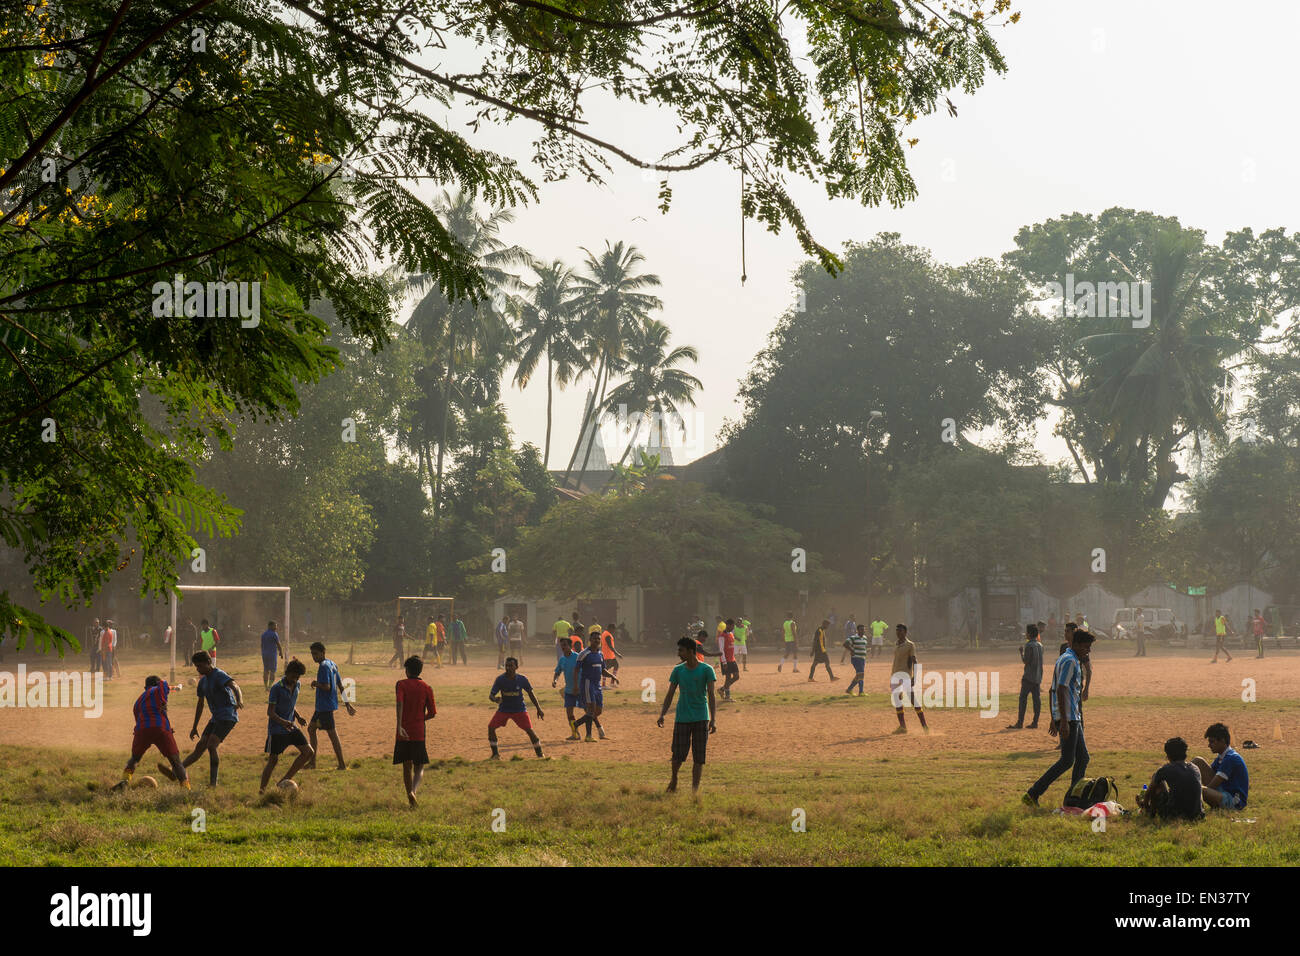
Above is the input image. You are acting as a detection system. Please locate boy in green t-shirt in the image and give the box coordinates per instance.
[657,637,717,793]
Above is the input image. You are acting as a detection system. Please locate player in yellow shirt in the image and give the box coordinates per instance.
[778,613,799,673]
[553,616,572,662]
[889,624,929,735]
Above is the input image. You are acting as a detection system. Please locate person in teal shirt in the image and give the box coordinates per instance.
[449,613,469,666]
[657,637,717,792]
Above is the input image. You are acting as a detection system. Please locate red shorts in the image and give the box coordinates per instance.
[488,711,533,731]
[131,726,179,760]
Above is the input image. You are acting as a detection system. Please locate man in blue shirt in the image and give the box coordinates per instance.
[260,620,284,691]
[552,636,582,740]
[574,630,607,742]
[1023,630,1095,807]
[260,658,313,793]
[306,641,357,771]
[495,615,510,670]
[164,651,245,787]
[488,658,545,759]
[1192,722,1250,810]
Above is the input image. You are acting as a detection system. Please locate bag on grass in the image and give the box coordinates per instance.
[1064,776,1120,808]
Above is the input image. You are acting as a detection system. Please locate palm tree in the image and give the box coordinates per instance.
[1074,229,1250,508]
[513,260,587,468]
[405,189,529,525]
[564,240,663,490]
[602,319,702,467]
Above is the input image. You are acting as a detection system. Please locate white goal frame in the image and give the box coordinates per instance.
[395,595,455,650]
[169,585,290,684]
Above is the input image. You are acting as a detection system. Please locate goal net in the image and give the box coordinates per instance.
[393,595,455,660]
[161,585,291,685]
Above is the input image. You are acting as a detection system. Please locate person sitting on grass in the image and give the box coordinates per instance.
[259,659,314,794]
[1191,722,1249,811]
[1136,736,1204,821]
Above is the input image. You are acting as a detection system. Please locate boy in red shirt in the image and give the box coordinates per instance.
[394,655,436,807]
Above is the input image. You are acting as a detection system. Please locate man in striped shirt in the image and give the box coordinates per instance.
[842,623,869,695]
[1024,630,1095,807]
[116,676,189,790]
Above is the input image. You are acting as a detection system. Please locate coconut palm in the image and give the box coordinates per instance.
[601,319,702,467]
[1074,228,1251,508]
[513,260,588,468]
[564,240,663,490]
[405,189,529,525]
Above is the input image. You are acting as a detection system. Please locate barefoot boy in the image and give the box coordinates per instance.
[657,637,717,792]
[307,641,357,770]
[395,655,436,807]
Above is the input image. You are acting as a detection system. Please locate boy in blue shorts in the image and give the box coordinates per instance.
[574,630,607,741]
[1192,722,1249,811]
[260,620,284,691]
[306,641,356,770]
[552,636,582,740]
[164,651,244,787]
[260,658,314,793]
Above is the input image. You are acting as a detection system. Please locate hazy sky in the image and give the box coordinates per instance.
[408,1,1300,472]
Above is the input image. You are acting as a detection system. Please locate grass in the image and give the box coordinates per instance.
[2,743,1296,866]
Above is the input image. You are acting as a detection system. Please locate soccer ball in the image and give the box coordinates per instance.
[277,779,299,795]
[134,775,159,789]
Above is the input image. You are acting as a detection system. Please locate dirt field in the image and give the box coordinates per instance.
[3,640,1295,766]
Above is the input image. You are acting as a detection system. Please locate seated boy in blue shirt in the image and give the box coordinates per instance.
[1191,722,1249,811]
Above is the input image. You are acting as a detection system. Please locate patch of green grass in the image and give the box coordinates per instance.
[0,742,1294,866]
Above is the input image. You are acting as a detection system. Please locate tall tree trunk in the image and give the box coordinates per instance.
[563,356,604,486]
[434,324,457,531]
[543,345,553,469]
[573,355,610,492]
[616,411,644,467]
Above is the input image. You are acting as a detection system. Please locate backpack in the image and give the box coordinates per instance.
[1064,776,1120,808]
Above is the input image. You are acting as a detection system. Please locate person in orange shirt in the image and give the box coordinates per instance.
[600,626,622,686]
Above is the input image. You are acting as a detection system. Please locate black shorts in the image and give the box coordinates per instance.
[310,710,336,731]
[265,728,308,755]
[724,661,739,679]
[671,721,709,764]
[392,740,429,765]
[201,718,237,742]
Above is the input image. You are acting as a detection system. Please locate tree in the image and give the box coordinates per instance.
[603,319,701,466]
[494,481,840,602]
[722,234,1051,579]
[405,189,528,524]
[2,0,1016,649]
[512,260,587,468]
[1005,210,1300,507]
[564,240,662,491]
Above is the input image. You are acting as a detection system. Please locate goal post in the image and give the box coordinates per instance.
[169,585,290,685]
[395,595,455,653]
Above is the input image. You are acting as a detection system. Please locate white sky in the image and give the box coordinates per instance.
[405,1,1300,472]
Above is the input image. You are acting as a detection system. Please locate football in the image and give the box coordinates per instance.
[277,779,299,795]
[134,775,159,789]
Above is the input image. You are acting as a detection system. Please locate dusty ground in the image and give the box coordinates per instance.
[1,641,1295,764]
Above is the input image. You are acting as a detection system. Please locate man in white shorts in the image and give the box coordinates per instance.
[870,617,888,659]
[733,618,751,671]
[889,623,928,734]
